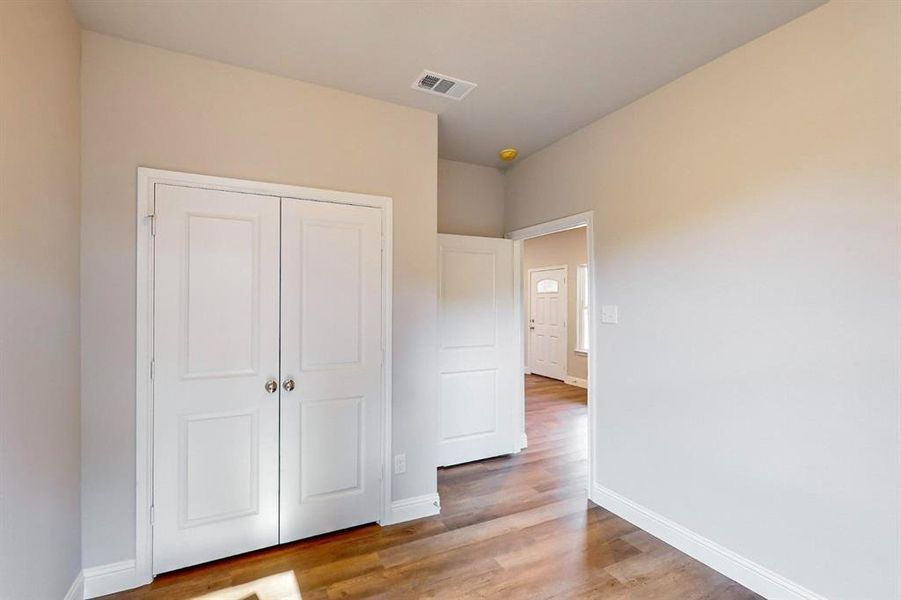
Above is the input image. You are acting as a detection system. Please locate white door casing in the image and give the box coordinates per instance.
[279,198,384,542]
[528,266,567,381]
[438,234,517,466]
[152,184,281,574]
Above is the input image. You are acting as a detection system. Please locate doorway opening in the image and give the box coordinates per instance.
[523,225,589,387]
[509,212,596,496]
[434,211,596,510]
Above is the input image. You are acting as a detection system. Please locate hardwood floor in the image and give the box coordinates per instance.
[105,375,761,599]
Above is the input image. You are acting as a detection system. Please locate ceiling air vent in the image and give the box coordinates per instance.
[412,70,477,101]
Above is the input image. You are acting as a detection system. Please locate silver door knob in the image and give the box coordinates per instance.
[283,378,296,392]
[265,379,278,394]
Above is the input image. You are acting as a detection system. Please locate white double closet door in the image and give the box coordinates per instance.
[152,184,383,574]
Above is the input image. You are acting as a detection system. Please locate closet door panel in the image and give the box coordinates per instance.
[152,184,280,574]
[279,198,384,542]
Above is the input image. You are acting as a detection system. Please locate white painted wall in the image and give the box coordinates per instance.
[0,1,82,598]
[438,159,505,238]
[80,32,438,569]
[504,2,900,598]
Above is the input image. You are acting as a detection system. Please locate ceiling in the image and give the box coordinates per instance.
[70,0,823,168]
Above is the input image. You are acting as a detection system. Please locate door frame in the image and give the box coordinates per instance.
[135,167,394,586]
[525,264,568,380]
[507,211,596,494]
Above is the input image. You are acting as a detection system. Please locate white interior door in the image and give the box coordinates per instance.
[279,198,384,542]
[529,267,567,380]
[152,184,280,574]
[438,234,517,466]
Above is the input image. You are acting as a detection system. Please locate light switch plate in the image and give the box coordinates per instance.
[601,305,618,324]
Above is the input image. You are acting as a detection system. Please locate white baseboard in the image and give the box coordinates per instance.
[519,432,528,450]
[564,376,588,389]
[83,495,440,597]
[84,559,139,599]
[383,493,441,525]
[590,484,825,600]
[523,366,532,375]
[63,571,83,600]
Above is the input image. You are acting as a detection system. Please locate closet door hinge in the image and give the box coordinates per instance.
[150,505,155,525]
[148,214,156,237]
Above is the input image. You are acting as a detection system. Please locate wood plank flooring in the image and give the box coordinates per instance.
[104,375,761,599]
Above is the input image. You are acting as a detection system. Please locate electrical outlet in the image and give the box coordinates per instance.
[394,453,406,474]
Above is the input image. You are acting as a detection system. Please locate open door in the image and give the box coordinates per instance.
[438,234,517,466]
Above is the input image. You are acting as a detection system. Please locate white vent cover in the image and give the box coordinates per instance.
[412,70,477,101]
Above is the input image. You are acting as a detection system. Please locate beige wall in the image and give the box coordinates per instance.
[523,227,588,380]
[505,2,900,598]
[0,1,82,597]
[80,32,438,568]
[438,159,505,237]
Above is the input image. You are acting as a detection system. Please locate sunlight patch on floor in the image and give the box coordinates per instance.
[191,570,301,600]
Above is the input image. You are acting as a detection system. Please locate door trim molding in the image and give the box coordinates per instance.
[507,211,596,501]
[526,264,568,380]
[135,167,394,592]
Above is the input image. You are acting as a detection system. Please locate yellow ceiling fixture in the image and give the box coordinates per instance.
[498,148,518,161]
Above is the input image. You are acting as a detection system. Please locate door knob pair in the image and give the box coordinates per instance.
[265,378,295,394]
